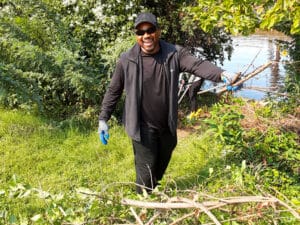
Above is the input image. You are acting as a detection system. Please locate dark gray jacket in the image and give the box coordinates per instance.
[99,40,224,141]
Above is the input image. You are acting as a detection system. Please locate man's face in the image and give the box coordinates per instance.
[135,22,161,55]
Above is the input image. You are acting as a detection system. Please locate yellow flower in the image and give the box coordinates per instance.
[281,49,288,57]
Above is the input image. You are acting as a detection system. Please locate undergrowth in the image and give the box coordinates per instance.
[0,97,299,224]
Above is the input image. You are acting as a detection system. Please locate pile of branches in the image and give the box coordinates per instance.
[121,192,300,225]
[197,61,274,96]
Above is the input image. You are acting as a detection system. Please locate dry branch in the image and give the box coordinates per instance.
[243,86,290,97]
[197,61,273,96]
[130,207,143,225]
[179,197,222,225]
[217,61,273,95]
[122,196,279,209]
[122,195,300,224]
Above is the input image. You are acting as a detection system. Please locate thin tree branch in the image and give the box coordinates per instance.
[130,207,144,225]
[217,61,273,95]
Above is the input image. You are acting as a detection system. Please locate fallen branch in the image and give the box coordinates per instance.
[197,61,273,96]
[181,198,221,225]
[122,195,300,224]
[243,86,290,97]
[241,49,262,76]
[122,196,279,209]
[217,61,273,95]
[130,207,143,225]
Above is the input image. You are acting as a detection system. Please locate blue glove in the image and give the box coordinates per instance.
[226,84,243,91]
[98,120,109,145]
[221,71,241,92]
[221,71,236,84]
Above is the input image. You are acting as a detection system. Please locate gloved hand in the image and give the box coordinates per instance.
[226,84,242,91]
[98,120,109,145]
[221,71,241,91]
[221,71,236,84]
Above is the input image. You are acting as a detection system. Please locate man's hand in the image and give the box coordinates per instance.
[221,71,242,91]
[98,120,109,145]
[221,71,236,84]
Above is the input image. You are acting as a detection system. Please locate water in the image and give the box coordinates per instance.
[204,32,292,100]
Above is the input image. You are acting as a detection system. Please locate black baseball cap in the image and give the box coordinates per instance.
[134,12,158,29]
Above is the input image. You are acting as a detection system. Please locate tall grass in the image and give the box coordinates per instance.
[0,102,299,224]
[0,107,223,193]
[0,108,135,193]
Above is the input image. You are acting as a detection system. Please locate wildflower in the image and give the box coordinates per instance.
[62,0,77,7]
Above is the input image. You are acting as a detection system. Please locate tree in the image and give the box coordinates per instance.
[0,0,142,118]
[1,0,299,120]
[181,0,300,35]
[0,0,233,119]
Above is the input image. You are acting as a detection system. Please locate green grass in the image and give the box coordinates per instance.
[0,103,299,224]
[0,108,135,193]
[0,108,222,193]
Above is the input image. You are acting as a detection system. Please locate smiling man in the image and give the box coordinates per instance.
[134,13,161,54]
[98,12,237,194]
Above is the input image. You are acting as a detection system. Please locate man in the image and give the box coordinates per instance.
[98,12,236,193]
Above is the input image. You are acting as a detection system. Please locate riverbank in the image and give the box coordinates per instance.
[178,97,300,138]
[0,96,299,224]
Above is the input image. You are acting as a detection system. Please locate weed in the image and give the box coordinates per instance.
[0,99,299,224]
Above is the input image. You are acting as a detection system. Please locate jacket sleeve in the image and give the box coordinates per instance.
[99,60,124,121]
[178,47,224,82]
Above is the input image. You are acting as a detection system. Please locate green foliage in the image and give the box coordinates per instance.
[183,0,300,35]
[260,0,300,35]
[204,100,245,146]
[0,176,131,224]
[183,0,259,35]
[202,98,299,178]
[1,0,300,121]
[0,64,42,111]
[244,127,299,174]
[1,98,299,224]
[0,0,235,119]
[0,0,110,118]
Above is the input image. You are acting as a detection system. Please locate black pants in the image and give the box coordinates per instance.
[132,127,177,193]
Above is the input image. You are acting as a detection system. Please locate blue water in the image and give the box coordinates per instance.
[204,34,291,100]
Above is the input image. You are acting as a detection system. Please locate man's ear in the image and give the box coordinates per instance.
[157,28,161,37]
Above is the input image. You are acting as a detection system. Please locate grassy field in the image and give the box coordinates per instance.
[0,107,223,193]
[0,108,134,192]
[0,100,299,224]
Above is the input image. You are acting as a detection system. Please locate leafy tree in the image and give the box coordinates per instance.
[182,0,300,105]
[182,0,300,35]
[0,0,299,119]
[140,0,233,63]
[0,0,142,118]
[0,0,232,119]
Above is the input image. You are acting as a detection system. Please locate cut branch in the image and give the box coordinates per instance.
[217,61,273,95]
[122,196,279,209]
[122,195,300,224]
[130,207,144,225]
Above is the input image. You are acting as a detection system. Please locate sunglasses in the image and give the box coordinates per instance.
[135,27,157,36]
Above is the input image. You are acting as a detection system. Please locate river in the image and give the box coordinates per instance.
[204,31,293,100]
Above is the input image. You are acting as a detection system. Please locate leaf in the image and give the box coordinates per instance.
[291,17,300,34]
